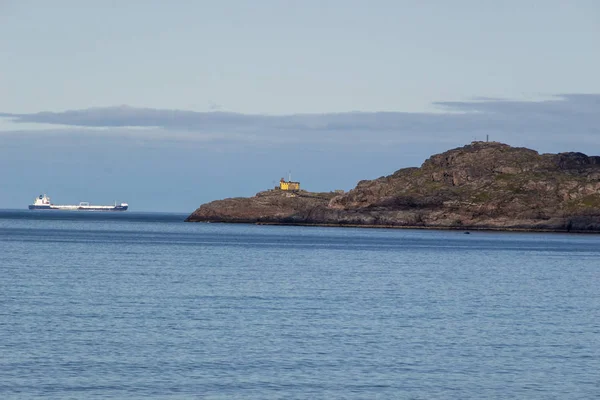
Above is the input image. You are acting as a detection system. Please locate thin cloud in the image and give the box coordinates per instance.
[0,94,598,146]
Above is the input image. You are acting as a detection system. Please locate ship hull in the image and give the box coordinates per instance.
[29,194,128,211]
[29,205,128,211]
[28,205,53,210]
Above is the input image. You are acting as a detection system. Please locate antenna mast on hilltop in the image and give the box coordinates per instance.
[288,170,292,182]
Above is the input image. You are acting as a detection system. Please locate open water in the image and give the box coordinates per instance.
[0,210,598,399]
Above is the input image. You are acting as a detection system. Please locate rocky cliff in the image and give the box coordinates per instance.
[186,142,600,232]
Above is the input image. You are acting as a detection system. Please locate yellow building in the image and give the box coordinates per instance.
[279,178,300,191]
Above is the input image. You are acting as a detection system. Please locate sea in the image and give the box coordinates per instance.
[0,210,598,399]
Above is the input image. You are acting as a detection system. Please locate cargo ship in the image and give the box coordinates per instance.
[28,194,128,211]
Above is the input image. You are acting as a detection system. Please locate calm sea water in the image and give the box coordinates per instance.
[0,210,598,399]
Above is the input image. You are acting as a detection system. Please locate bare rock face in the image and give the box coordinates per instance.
[186,142,600,232]
[185,190,337,223]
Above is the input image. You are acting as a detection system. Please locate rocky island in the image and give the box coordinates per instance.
[186,142,600,232]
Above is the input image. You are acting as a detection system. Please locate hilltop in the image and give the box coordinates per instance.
[186,142,600,232]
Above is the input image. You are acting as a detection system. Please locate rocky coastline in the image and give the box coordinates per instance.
[185,142,600,233]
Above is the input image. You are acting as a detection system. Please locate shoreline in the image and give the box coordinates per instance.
[186,219,600,234]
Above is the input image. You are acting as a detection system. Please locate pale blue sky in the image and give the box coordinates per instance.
[2,0,599,114]
[1,1,599,212]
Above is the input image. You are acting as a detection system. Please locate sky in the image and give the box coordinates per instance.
[1,0,599,212]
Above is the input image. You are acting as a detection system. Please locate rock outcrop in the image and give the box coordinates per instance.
[186,142,600,232]
[185,190,337,224]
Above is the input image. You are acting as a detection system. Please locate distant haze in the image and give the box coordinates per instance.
[1,95,599,212]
